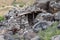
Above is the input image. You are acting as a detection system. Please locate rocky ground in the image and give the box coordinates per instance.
[0,0,60,40]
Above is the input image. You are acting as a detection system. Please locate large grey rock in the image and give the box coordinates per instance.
[4,33,15,40]
[31,36,40,40]
[51,35,60,40]
[0,35,5,40]
[23,30,37,40]
[49,1,60,9]
[54,11,60,21]
[35,0,50,3]
[34,12,54,23]
[33,21,53,32]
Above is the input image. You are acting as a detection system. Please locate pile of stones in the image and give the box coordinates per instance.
[0,0,60,40]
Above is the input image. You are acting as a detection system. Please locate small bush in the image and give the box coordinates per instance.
[19,3,25,7]
[0,16,4,22]
[13,1,25,7]
[38,22,59,40]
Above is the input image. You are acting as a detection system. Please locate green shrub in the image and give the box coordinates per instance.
[12,1,25,7]
[19,2,25,7]
[38,22,59,40]
[0,16,4,22]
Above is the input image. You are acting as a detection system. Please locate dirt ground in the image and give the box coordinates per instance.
[0,0,35,16]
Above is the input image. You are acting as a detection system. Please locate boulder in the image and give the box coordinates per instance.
[4,34,15,40]
[50,1,60,9]
[0,35,5,40]
[31,36,40,40]
[35,12,54,22]
[49,1,60,13]
[51,35,60,40]
[54,11,60,21]
[33,21,53,33]
[23,30,37,40]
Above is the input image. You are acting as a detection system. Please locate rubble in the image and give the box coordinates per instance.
[0,0,60,40]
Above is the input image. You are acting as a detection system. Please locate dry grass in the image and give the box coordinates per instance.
[0,0,13,16]
[0,7,12,16]
[0,0,35,7]
[0,0,14,7]
[0,0,35,16]
[15,0,35,5]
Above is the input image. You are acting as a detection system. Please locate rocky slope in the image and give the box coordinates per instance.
[0,0,60,40]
